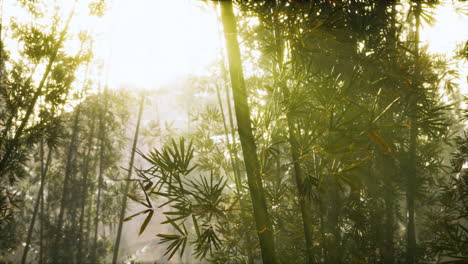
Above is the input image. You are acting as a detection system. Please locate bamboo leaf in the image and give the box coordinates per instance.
[161,215,186,224]
[138,210,154,236]
[127,193,150,208]
[123,209,151,222]
[192,214,201,239]
[157,234,179,239]
[367,131,392,153]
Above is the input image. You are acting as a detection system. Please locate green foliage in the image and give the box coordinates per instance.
[127,137,235,261]
[421,132,468,263]
[0,0,466,263]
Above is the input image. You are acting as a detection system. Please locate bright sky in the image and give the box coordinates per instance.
[420,1,468,55]
[420,1,468,94]
[96,0,221,89]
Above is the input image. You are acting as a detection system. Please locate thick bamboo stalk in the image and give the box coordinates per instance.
[219,2,278,263]
[215,83,254,263]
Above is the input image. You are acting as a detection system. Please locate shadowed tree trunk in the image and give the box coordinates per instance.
[112,95,144,264]
[381,151,395,264]
[406,1,421,263]
[281,83,316,264]
[267,1,315,260]
[92,88,109,261]
[382,4,397,264]
[77,113,96,264]
[21,140,52,264]
[39,186,44,264]
[219,1,278,263]
[85,185,93,260]
[52,104,81,264]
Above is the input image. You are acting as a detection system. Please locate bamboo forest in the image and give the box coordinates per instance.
[1,0,468,263]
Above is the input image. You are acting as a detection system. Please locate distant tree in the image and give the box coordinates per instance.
[420,131,468,263]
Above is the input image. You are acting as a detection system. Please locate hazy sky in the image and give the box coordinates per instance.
[1,0,467,92]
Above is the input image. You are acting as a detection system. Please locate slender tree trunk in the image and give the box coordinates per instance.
[216,84,242,190]
[381,150,395,264]
[215,83,254,263]
[269,1,315,259]
[45,173,52,263]
[219,2,278,263]
[85,187,93,260]
[39,187,44,264]
[52,105,81,264]
[406,2,420,263]
[77,114,96,264]
[112,95,144,264]
[382,4,397,264]
[92,88,109,261]
[331,182,342,264]
[281,87,316,264]
[280,101,316,263]
[21,141,52,264]
[317,192,326,262]
[222,60,243,183]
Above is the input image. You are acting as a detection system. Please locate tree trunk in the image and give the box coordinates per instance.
[21,141,52,264]
[92,88,109,261]
[52,104,81,264]
[382,151,395,264]
[112,95,144,264]
[382,4,397,264]
[77,114,96,264]
[85,187,93,260]
[221,57,255,263]
[269,1,315,259]
[406,2,420,263]
[280,91,316,263]
[39,186,44,264]
[280,85,316,264]
[215,83,254,263]
[219,2,278,263]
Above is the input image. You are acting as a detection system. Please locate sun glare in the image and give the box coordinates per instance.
[420,2,468,55]
[95,0,222,90]
[420,1,468,94]
[2,0,222,91]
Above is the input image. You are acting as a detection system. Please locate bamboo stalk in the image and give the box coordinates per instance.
[92,87,109,261]
[77,112,97,263]
[52,104,81,264]
[112,94,145,264]
[219,2,278,263]
[406,2,421,263]
[21,141,53,264]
